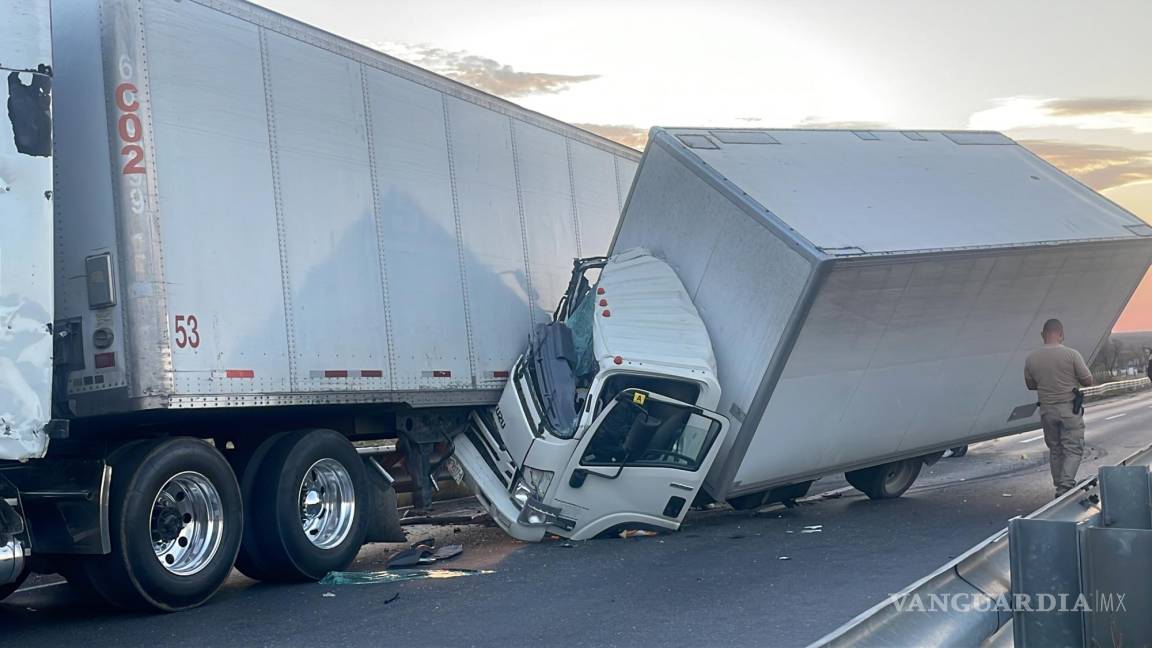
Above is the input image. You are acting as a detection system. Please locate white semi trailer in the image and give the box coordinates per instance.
[0,0,638,610]
[451,127,1152,541]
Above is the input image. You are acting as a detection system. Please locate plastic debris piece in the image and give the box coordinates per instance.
[619,529,660,539]
[383,593,400,605]
[320,568,494,586]
[1001,493,1012,497]
[386,547,430,568]
[803,525,822,530]
[778,556,790,560]
[559,541,575,548]
[322,592,336,598]
[431,544,464,562]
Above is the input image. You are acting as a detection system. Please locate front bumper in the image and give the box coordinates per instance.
[452,436,546,542]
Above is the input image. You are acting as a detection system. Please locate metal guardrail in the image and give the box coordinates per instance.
[1082,376,1150,401]
[810,442,1152,648]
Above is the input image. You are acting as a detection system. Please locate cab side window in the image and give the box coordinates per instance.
[582,391,718,471]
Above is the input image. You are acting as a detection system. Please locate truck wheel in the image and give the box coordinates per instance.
[845,459,922,500]
[230,431,293,582]
[0,570,28,602]
[364,458,406,543]
[245,430,368,581]
[80,438,243,611]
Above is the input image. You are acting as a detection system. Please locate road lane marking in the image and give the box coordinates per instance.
[1105,413,1127,421]
[1019,434,1046,444]
[14,580,67,594]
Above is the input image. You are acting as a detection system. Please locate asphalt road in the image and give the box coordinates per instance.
[4,391,1151,648]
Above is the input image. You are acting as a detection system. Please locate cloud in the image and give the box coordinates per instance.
[970,96,1152,133]
[1045,98,1152,117]
[1019,140,1152,191]
[368,42,599,97]
[574,124,649,150]
[793,117,889,130]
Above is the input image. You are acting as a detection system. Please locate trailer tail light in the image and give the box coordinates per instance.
[94,352,116,369]
[613,356,623,365]
[602,309,611,317]
[599,299,607,307]
[597,287,605,295]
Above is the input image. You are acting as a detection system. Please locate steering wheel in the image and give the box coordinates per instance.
[638,449,695,465]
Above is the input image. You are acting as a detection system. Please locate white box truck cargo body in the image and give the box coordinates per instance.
[1,0,639,611]
[614,128,1152,501]
[454,127,1152,541]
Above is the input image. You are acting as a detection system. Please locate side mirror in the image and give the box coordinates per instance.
[569,468,589,488]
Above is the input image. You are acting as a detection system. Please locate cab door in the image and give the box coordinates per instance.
[549,389,728,540]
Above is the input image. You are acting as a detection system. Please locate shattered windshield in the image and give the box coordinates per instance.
[525,322,581,438]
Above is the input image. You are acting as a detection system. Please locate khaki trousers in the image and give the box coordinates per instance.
[1039,402,1085,494]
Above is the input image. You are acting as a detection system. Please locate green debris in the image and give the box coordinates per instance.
[320,568,494,585]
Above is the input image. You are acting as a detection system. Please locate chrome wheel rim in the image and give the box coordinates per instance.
[299,458,356,549]
[150,471,224,576]
[884,461,914,490]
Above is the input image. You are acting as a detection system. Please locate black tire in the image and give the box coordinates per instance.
[949,445,969,458]
[845,459,923,500]
[364,458,406,544]
[727,492,767,511]
[246,430,369,582]
[79,437,243,612]
[0,569,28,602]
[230,431,293,581]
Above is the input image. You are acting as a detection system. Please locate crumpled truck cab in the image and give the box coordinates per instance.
[451,249,730,541]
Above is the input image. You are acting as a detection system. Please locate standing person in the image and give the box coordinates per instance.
[1145,348,1152,382]
[1024,319,1094,498]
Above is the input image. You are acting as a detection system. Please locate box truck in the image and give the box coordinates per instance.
[0,0,639,610]
[450,127,1152,542]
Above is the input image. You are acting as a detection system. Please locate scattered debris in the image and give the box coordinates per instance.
[559,541,575,548]
[320,568,494,585]
[385,536,464,568]
[1001,493,1013,497]
[322,592,336,598]
[383,593,400,605]
[801,525,823,534]
[778,556,790,561]
[619,529,659,539]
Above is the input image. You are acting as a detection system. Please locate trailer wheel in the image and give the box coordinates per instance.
[845,459,922,500]
[80,438,243,611]
[229,431,293,582]
[0,569,28,602]
[245,430,368,581]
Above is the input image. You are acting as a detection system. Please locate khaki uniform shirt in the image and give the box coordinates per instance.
[1024,344,1091,405]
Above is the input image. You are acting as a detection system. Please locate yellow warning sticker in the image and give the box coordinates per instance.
[632,392,647,406]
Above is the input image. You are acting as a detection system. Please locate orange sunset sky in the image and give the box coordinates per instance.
[256,0,1152,331]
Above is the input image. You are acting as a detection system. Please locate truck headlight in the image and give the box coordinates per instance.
[511,466,554,509]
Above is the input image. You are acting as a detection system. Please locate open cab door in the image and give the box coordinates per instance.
[550,388,728,540]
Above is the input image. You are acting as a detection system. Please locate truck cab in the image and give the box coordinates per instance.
[452,249,729,540]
